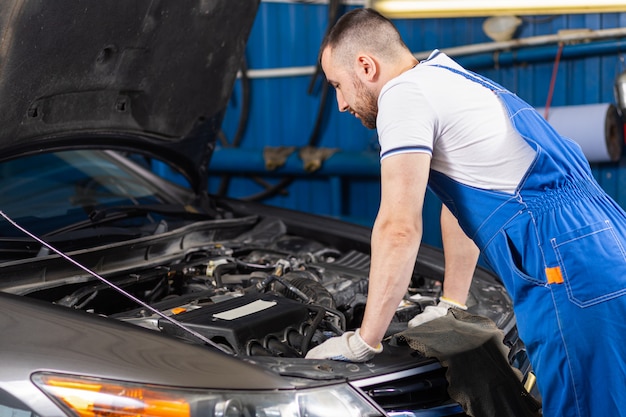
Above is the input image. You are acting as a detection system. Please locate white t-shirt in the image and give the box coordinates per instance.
[377,50,536,194]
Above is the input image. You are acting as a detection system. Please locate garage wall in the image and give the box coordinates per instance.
[213,0,626,248]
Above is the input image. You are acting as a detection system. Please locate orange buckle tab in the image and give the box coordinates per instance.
[545,266,564,284]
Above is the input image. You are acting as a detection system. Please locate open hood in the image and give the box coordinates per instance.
[0,0,259,191]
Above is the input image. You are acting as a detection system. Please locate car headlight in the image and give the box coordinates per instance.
[32,372,385,417]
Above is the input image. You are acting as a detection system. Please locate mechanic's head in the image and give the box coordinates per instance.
[320,8,410,70]
[319,8,415,129]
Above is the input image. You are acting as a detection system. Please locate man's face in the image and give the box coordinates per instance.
[321,47,378,129]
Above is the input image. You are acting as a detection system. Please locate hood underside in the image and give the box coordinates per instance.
[0,0,259,190]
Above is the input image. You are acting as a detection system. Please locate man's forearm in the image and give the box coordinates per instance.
[440,205,479,305]
[359,153,431,349]
[358,217,422,348]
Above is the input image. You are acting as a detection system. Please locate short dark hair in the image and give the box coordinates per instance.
[319,8,409,68]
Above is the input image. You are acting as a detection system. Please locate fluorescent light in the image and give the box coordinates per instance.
[368,0,626,18]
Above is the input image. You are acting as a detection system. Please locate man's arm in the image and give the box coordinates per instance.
[439,204,479,305]
[305,153,430,360]
[358,153,431,348]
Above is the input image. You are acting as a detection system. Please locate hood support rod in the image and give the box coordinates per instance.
[0,210,233,356]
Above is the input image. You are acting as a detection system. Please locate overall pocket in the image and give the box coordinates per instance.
[551,220,626,307]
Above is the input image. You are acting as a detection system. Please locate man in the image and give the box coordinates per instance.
[304,7,626,417]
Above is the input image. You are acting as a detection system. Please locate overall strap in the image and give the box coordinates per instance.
[426,62,506,92]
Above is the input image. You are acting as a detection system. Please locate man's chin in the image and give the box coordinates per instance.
[352,112,376,129]
[361,119,376,129]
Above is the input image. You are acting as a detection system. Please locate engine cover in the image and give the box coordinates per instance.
[158,292,325,357]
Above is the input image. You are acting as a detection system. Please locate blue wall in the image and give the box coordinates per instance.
[213,1,626,248]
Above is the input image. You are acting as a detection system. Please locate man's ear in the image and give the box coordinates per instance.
[356,54,378,82]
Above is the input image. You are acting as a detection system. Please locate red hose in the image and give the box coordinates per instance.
[544,42,564,119]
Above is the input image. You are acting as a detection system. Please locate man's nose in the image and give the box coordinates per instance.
[336,91,349,112]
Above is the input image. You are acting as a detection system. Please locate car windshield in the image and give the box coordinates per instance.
[0,150,184,238]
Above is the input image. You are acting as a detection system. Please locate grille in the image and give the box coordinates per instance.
[353,365,466,416]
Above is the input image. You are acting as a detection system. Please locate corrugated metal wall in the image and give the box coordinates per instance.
[212,1,626,248]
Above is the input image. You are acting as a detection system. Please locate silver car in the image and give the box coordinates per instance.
[0,1,532,416]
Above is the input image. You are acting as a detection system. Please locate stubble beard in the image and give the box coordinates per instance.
[353,78,378,130]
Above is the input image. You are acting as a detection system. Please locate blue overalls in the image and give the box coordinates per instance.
[425,62,626,417]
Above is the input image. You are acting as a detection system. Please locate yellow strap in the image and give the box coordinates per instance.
[440,296,467,309]
[545,266,564,284]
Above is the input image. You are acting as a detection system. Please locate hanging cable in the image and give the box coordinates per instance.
[242,0,344,202]
[217,57,252,196]
[543,42,564,120]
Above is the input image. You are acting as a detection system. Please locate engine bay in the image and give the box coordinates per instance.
[86,233,434,357]
[5,216,448,358]
[0,213,514,362]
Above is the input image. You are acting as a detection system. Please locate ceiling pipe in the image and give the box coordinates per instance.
[209,147,381,177]
[455,38,626,69]
[414,27,626,60]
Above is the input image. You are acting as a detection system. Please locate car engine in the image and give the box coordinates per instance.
[111,241,376,357]
[8,216,444,359]
[4,215,510,360]
[106,228,433,357]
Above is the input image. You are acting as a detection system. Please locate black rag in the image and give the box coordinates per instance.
[396,309,542,417]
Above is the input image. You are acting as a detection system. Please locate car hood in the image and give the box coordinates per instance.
[0,0,258,192]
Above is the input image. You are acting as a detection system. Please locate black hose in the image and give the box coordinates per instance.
[300,306,325,356]
[272,275,313,303]
[240,0,344,202]
[279,273,336,309]
[218,57,251,197]
[213,262,237,288]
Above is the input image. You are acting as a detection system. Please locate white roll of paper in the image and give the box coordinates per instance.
[536,103,623,163]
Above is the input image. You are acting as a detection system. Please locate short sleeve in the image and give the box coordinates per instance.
[377,80,438,161]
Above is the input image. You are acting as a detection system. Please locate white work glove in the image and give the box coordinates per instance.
[408,297,467,328]
[305,328,383,362]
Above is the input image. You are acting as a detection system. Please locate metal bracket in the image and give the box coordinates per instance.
[263,146,296,170]
[299,146,339,173]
